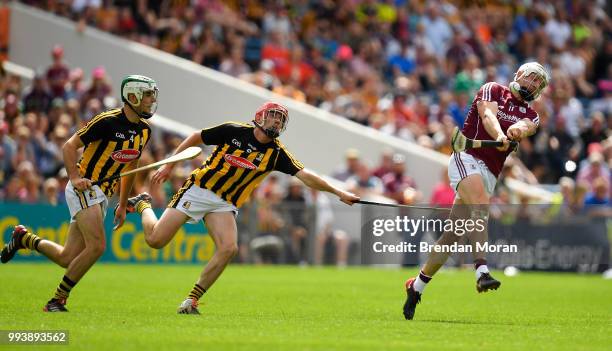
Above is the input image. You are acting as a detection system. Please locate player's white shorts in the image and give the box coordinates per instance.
[168,185,238,224]
[65,182,109,223]
[448,152,497,197]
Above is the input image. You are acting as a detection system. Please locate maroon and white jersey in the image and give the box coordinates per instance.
[461,82,539,177]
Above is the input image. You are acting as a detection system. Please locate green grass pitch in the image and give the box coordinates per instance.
[1,263,610,350]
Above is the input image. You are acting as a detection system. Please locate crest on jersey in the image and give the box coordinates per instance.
[519,106,526,113]
[111,149,140,163]
[224,154,256,169]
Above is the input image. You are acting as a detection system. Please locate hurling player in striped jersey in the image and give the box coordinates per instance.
[125,102,359,314]
[1,75,158,312]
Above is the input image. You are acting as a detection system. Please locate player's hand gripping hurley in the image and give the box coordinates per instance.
[451,127,518,153]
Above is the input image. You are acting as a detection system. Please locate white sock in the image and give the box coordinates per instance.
[475,264,489,279]
[413,276,428,293]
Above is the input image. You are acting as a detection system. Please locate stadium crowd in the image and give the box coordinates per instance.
[1,0,610,263]
[19,0,610,191]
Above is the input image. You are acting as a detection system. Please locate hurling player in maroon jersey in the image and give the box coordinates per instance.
[403,62,550,320]
[125,102,359,314]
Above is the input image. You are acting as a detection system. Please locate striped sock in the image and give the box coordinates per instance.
[53,275,76,301]
[413,270,432,293]
[20,231,42,252]
[474,258,487,270]
[136,201,152,214]
[187,284,206,301]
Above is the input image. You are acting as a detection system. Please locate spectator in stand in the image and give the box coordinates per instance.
[4,173,25,202]
[547,115,579,181]
[65,68,86,101]
[381,153,417,204]
[372,148,394,178]
[42,177,60,206]
[551,85,585,139]
[23,73,52,114]
[274,45,316,88]
[12,125,36,172]
[603,137,612,168]
[261,29,289,69]
[429,169,455,207]
[580,112,607,158]
[30,113,54,178]
[346,161,384,198]
[281,178,310,265]
[445,29,474,76]
[577,152,611,196]
[388,89,418,140]
[420,3,452,60]
[584,176,610,206]
[251,184,285,264]
[0,119,14,183]
[46,45,70,100]
[56,167,69,204]
[239,59,281,91]
[453,54,485,99]
[332,148,361,182]
[80,66,112,109]
[14,160,40,203]
[508,7,541,60]
[82,97,103,123]
[543,7,571,51]
[219,46,252,78]
[310,188,349,267]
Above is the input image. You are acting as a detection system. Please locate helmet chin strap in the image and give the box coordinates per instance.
[256,124,280,138]
[509,81,535,102]
[126,101,154,119]
[138,110,154,119]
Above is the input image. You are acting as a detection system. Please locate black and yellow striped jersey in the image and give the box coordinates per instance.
[76,108,151,197]
[187,122,303,208]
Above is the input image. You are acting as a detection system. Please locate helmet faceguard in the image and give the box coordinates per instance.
[121,75,158,119]
[253,102,289,138]
[509,62,550,102]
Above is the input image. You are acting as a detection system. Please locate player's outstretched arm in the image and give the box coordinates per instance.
[152,131,203,184]
[295,168,359,205]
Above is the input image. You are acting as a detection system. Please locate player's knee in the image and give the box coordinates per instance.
[219,243,239,258]
[57,255,71,268]
[89,242,106,257]
[461,192,488,205]
[474,194,489,205]
[145,235,165,249]
[147,239,163,250]
[57,250,79,268]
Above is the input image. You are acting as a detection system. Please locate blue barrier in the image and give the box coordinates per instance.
[0,202,214,263]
